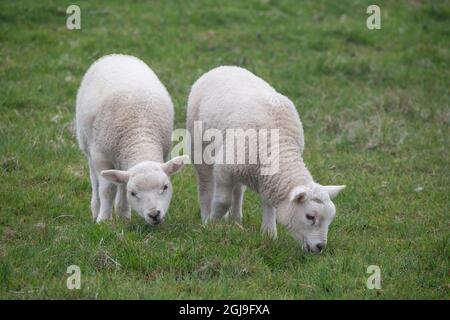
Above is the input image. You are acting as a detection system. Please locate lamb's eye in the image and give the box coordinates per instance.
[306,214,315,222]
[130,191,137,197]
[162,184,168,192]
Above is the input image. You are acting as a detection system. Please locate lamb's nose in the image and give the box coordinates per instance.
[316,243,325,252]
[148,210,161,219]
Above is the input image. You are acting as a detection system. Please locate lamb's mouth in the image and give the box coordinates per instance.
[148,217,164,226]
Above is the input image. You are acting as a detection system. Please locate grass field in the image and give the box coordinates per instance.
[0,0,449,299]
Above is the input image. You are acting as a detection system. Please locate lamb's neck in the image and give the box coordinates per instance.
[260,153,313,206]
[117,138,164,170]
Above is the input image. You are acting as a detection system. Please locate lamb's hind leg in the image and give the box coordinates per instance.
[195,164,215,223]
[115,183,130,219]
[88,159,100,221]
[209,177,233,222]
[229,183,246,224]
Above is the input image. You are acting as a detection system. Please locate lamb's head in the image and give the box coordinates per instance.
[277,183,345,253]
[101,155,188,225]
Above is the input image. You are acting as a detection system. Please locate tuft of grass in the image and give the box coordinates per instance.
[0,0,448,299]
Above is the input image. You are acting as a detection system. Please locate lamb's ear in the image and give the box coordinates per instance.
[101,170,130,184]
[323,185,346,199]
[161,155,189,176]
[290,186,308,204]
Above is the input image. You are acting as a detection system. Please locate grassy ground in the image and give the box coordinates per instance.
[0,0,449,299]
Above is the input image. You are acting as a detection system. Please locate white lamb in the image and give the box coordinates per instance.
[76,54,188,225]
[187,66,345,253]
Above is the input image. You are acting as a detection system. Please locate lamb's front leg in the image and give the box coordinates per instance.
[96,176,117,222]
[88,160,100,221]
[261,202,277,239]
[115,183,130,219]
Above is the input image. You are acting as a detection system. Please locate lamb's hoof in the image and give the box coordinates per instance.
[200,213,209,224]
[117,212,131,220]
[96,215,112,223]
[261,229,278,240]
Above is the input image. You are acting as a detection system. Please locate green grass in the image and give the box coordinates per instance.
[0,0,449,299]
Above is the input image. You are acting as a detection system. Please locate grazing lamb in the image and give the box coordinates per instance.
[76,54,188,225]
[187,66,345,253]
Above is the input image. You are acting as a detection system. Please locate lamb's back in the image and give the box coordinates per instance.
[76,54,173,155]
[187,66,304,151]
